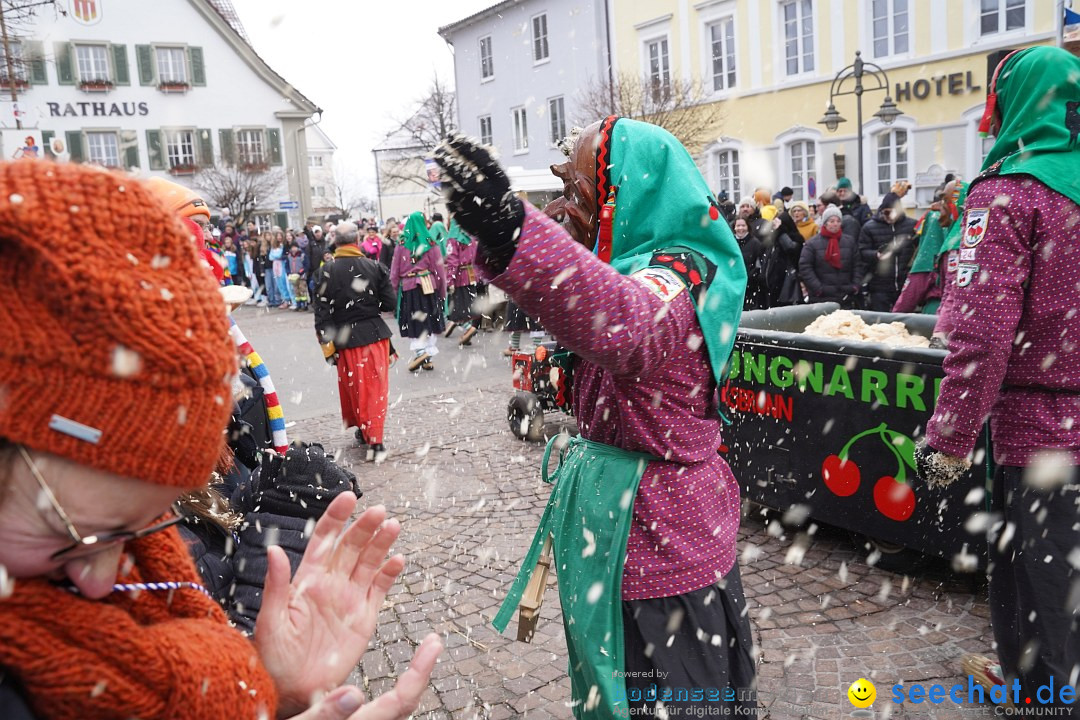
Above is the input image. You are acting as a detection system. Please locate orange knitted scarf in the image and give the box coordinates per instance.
[0,527,278,719]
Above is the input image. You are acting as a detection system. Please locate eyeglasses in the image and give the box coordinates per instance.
[17,445,183,561]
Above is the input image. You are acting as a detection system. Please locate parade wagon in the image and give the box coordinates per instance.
[506,342,574,442]
[726,303,990,571]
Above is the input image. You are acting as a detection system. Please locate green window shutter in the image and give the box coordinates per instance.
[55,42,74,85]
[111,44,129,85]
[188,46,205,86]
[219,128,234,165]
[275,211,288,229]
[146,129,163,170]
[41,129,54,156]
[135,44,154,85]
[267,128,282,166]
[65,131,83,162]
[197,128,213,166]
[28,41,47,84]
[124,139,140,170]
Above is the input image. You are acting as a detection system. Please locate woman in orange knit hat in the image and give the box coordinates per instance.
[0,160,441,720]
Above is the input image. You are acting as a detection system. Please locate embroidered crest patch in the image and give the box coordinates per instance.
[962,209,989,248]
[947,250,959,273]
[631,266,686,302]
[956,263,979,288]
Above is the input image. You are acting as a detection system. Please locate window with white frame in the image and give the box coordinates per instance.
[781,0,814,76]
[980,0,1025,35]
[646,37,670,98]
[548,97,566,146]
[308,155,324,168]
[479,115,493,145]
[165,129,196,168]
[871,0,908,57]
[715,148,741,200]
[0,41,23,82]
[876,129,908,197]
[75,44,110,82]
[787,140,815,201]
[312,186,326,198]
[236,129,265,165]
[708,17,736,92]
[532,14,549,62]
[155,46,187,84]
[479,35,494,80]
[86,131,120,167]
[512,106,528,152]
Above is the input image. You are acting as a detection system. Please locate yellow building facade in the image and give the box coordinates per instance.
[610,0,1058,209]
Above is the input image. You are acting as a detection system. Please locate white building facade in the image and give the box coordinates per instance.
[305,122,337,219]
[9,0,321,229]
[439,0,610,206]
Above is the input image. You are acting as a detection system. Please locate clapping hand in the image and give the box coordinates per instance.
[285,635,442,720]
[255,496,436,716]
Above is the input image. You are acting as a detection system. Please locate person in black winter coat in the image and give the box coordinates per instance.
[836,177,873,226]
[314,222,396,461]
[855,192,918,312]
[799,205,860,306]
[766,208,806,306]
[716,189,737,225]
[179,443,359,634]
[732,217,767,310]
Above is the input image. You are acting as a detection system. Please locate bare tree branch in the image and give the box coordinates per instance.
[376,74,456,191]
[194,160,285,225]
[325,165,377,218]
[573,71,723,153]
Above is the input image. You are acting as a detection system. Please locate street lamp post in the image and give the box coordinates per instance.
[818,51,903,197]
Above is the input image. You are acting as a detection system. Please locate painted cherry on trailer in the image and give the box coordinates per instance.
[822,454,860,497]
[821,423,919,522]
[873,476,916,521]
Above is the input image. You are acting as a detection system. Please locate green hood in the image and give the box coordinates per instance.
[402,211,433,259]
[447,217,469,245]
[909,210,944,274]
[940,183,970,254]
[429,220,448,256]
[980,46,1080,206]
[599,117,746,384]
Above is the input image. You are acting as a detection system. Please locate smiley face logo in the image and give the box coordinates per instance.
[848,678,876,708]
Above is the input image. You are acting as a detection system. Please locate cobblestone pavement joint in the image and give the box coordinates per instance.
[290,385,995,720]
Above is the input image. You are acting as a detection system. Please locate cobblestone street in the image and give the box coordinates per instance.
[290,384,996,720]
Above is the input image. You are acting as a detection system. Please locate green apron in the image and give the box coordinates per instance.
[493,435,655,719]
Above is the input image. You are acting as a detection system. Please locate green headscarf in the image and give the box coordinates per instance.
[429,219,448,257]
[980,46,1080,206]
[600,118,746,384]
[401,211,433,259]
[447,217,469,245]
[908,210,945,274]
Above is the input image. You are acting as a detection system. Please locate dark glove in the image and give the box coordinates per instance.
[434,134,525,274]
[235,442,359,516]
[914,439,971,489]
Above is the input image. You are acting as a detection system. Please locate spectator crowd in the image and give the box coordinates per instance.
[720,175,951,315]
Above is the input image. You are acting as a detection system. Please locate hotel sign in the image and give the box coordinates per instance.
[894,72,981,102]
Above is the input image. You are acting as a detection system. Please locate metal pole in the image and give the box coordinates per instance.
[854,53,864,196]
[0,2,21,129]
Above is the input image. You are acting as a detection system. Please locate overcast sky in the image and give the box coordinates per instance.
[231,1,493,198]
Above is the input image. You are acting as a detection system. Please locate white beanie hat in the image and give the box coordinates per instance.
[821,204,843,224]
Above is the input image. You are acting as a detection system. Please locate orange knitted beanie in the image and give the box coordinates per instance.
[0,160,235,487]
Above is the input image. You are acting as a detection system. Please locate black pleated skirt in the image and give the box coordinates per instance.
[398,286,446,338]
[621,564,759,715]
[448,283,487,323]
[505,299,543,332]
